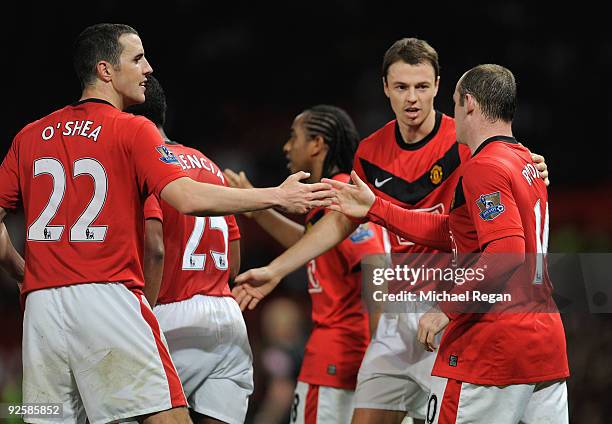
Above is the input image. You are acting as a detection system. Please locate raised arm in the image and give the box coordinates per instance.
[232,211,358,310]
[224,169,304,248]
[324,171,452,251]
[160,171,333,216]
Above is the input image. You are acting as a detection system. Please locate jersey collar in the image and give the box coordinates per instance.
[472,135,518,157]
[394,110,442,151]
[71,98,116,108]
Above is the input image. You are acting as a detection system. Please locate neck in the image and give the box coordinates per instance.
[466,120,513,154]
[80,84,124,110]
[157,126,169,141]
[397,109,436,144]
[309,159,324,183]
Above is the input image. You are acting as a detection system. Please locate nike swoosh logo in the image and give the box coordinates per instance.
[374,177,392,188]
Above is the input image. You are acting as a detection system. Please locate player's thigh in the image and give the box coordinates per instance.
[61,283,186,424]
[22,289,87,424]
[520,380,568,424]
[427,376,533,424]
[158,296,253,424]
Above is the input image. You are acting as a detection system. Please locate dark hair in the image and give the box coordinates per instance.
[301,105,360,178]
[457,64,516,123]
[73,23,139,87]
[126,75,166,126]
[382,38,439,81]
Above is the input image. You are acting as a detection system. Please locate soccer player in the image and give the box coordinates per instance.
[325,64,569,424]
[127,75,254,424]
[225,105,386,424]
[0,23,332,423]
[232,38,550,424]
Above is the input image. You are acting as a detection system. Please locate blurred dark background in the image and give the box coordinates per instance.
[0,1,611,423]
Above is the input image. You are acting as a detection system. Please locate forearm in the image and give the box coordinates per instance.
[367,197,452,251]
[269,211,357,277]
[143,254,164,307]
[0,223,24,281]
[161,177,282,216]
[250,209,304,248]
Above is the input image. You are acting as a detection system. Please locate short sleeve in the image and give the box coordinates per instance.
[132,121,187,198]
[338,221,386,271]
[144,194,163,222]
[462,161,524,250]
[0,136,21,210]
[226,214,241,241]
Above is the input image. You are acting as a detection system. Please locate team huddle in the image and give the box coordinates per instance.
[0,23,568,424]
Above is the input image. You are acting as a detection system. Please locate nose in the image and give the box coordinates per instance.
[406,87,417,103]
[143,57,153,75]
[283,139,291,153]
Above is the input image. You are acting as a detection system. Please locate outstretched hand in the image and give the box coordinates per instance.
[277,171,334,214]
[417,307,450,352]
[232,266,282,311]
[322,171,376,219]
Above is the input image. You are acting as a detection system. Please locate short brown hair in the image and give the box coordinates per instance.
[457,64,517,123]
[382,38,439,81]
[73,23,139,87]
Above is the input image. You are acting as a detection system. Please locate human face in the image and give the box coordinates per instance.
[383,61,439,129]
[112,33,153,108]
[283,114,315,176]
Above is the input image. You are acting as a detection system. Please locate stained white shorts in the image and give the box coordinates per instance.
[154,295,254,424]
[353,311,439,419]
[290,381,354,424]
[426,376,568,424]
[22,283,186,424]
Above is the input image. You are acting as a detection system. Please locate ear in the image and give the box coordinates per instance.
[383,77,390,98]
[96,61,113,83]
[309,135,328,156]
[433,75,440,97]
[465,93,476,115]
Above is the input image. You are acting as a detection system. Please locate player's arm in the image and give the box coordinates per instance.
[143,218,164,308]
[0,217,25,284]
[325,171,452,251]
[160,171,333,216]
[418,162,526,351]
[224,169,304,248]
[232,211,358,311]
[229,239,241,282]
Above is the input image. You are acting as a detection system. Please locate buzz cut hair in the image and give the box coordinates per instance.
[457,64,517,123]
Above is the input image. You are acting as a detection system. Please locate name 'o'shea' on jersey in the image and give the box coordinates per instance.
[298,173,385,390]
[437,136,569,385]
[143,143,240,303]
[0,99,186,295]
[353,112,471,255]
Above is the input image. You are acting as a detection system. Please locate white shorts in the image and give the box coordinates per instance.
[290,381,354,424]
[426,376,568,424]
[22,283,186,424]
[154,295,253,424]
[353,312,439,419]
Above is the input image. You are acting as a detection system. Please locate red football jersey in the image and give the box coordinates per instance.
[353,112,471,255]
[298,173,385,389]
[0,99,186,295]
[435,136,569,385]
[144,143,240,302]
